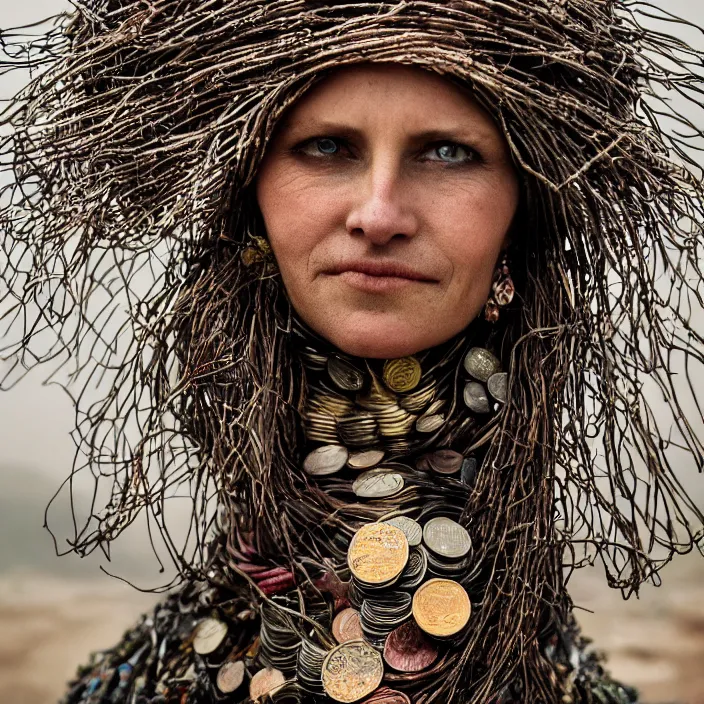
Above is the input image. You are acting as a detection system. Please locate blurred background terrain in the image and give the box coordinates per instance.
[2,2,704,703]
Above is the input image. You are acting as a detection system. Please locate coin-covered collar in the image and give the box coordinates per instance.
[292,317,508,466]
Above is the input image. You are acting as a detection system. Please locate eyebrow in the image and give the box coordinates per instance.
[280,119,496,146]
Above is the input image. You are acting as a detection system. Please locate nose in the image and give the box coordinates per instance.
[345,159,419,246]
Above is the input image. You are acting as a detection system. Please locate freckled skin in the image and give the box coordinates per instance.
[256,64,519,359]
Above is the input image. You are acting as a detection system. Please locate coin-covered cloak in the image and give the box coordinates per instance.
[2,1,704,703]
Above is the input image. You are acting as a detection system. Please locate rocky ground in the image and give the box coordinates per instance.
[1,555,703,704]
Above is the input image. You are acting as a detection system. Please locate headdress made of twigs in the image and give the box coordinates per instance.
[2,1,704,701]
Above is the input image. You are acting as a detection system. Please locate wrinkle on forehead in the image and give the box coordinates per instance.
[272,63,509,155]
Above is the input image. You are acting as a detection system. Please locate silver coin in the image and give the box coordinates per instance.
[463,382,491,414]
[384,516,422,547]
[487,372,508,403]
[328,356,365,391]
[360,591,413,635]
[425,548,472,579]
[423,517,472,559]
[303,445,349,476]
[348,449,385,470]
[463,347,501,383]
[193,618,228,655]
[352,470,405,499]
[260,604,301,672]
[416,413,445,433]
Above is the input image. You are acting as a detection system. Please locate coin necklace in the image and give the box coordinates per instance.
[293,323,507,702]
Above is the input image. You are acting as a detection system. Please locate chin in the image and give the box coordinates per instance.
[318,313,439,359]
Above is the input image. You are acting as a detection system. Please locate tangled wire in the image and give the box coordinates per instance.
[2,1,704,701]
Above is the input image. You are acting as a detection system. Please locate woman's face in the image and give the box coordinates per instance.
[256,64,519,359]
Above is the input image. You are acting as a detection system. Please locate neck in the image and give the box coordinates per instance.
[294,316,499,457]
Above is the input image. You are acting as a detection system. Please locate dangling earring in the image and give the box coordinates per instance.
[484,254,515,323]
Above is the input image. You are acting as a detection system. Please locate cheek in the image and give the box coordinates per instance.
[434,182,516,292]
[257,164,344,271]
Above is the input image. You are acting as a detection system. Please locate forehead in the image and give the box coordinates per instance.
[278,63,502,140]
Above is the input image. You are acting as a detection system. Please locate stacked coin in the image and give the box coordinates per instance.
[304,410,339,444]
[422,517,473,579]
[356,375,396,411]
[298,345,328,371]
[359,591,413,647]
[376,403,417,438]
[396,547,428,589]
[309,389,355,417]
[398,382,435,413]
[338,412,380,447]
[259,603,300,674]
[305,389,355,444]
[296,638,327,696]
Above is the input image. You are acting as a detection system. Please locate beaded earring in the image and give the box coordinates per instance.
[484,254,515,323]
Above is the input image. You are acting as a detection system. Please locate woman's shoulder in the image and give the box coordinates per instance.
[60,585,259,703]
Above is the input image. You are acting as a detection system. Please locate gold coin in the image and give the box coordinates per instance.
[412,578,471,638]
[347,523,409,586]
[322,640,384,703]
[383,357,422,393]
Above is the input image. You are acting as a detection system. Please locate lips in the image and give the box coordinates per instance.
[325,260,438,282]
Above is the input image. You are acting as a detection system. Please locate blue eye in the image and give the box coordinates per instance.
[429,143,475,163]
[316,138,339,155]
